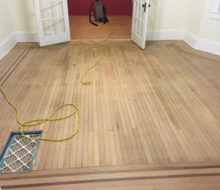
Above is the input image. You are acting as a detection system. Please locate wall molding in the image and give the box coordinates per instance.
[209,12,220,20]
[0,33,17,60]
[1,30,219,60]
[0,32,38,60]
[182,31,220,56]
[16,32,38,43]
[147,29,220,56]
[147,29,183,41]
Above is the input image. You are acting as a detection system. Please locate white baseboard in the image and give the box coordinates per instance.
[147,29,183,41]
[147,29,220,56]
[182,31,197,48]
[0,30,219,60]
[0,32,38,60]
[16,32,38,43]
[0,33,17,60]
[195,37,220,56]
[182,31,220,56]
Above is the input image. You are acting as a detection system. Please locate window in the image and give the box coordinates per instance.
[210,0,220,20]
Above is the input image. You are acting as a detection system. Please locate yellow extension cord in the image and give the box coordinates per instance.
[0,29,114,142]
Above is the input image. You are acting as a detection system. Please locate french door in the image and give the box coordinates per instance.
[131,0,150,49]
[34,0,71,47]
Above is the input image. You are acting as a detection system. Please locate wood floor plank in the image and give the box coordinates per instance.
[1,164,220,189]
[0,40,219,173]
[69,16,131,40]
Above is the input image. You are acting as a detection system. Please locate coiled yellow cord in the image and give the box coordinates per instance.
[0,32,110,142]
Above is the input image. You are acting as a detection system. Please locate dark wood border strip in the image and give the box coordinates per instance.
[2,172,220,189]
[0,47,31,85]
[1,164,220,181]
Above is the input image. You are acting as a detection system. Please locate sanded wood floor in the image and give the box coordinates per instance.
[69,16,132,39]
[1,163,220,189]
[0,40,220,172]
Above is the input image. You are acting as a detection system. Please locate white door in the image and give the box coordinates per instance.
[34,0,71,47]
[131,0,150,49]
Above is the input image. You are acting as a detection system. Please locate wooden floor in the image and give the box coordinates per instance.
[1,163,220,189]
[69,16,132,39]
[0,40,220,188]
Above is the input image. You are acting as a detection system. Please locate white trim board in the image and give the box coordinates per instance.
[0,32,38,60]
[16,32,38,43]
[0,30,219,60]
[210,12,220,20]
[182,31,220,56]
[0,33,17,60]
[147,29,183,41]
[147,30,220,56]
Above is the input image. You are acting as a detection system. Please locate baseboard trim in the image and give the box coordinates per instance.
[147,30,220,56]
[147,29,183,41]
[182,31,197,48]
[16,32,38,43]
[182,31,220,56]
[0,32,38,60]
[0,30,219,60]
[196,38,220,56]
[0,33,17,60]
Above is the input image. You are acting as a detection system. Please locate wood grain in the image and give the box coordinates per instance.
[0,40,219,173]
[69,16,132,40]
[1,164,220,189]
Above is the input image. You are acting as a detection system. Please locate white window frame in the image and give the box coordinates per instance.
[210,0,220,20]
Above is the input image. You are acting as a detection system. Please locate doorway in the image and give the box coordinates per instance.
[34,0,149,49]
[67,0,133,39]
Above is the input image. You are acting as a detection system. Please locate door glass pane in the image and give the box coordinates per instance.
[39,0,65,36]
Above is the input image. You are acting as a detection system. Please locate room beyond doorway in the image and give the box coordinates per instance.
[69,16,132,40]
[68,0,133,40]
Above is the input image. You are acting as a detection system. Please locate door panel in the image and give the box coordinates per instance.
[34,0,70,47]
[131,0,150,49]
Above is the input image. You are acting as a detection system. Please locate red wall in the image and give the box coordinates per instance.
[68,0,132,15]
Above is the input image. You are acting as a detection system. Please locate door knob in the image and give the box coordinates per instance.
[142,3,146,12]
[142,2,150,12]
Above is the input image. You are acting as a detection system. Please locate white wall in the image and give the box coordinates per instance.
[184,0,204,37]
[0,0,37,43]
[185,0,220,42]
[199,0,220,42]
[0,0,37,59]
[147,0,220,43]
[7,0,220,41]
[182,0,220,55]
[0,0,14,43]
[10,0,37,33]
[148,0,188,30]
[0,0,18,59]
